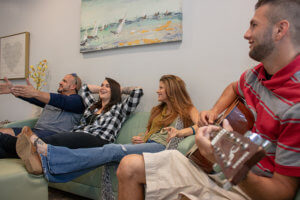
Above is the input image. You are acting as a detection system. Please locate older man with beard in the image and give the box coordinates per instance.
[116,0,300,200]
[0,74,85,158]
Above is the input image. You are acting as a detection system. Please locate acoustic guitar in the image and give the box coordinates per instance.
[186,98,270,189]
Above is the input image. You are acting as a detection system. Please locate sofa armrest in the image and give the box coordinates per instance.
[3,118,38,129]
[177,135,195,155]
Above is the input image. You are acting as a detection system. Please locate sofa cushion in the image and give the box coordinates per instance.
[0,159,48,200]
[71,167,103,187]
[116,112,149,144]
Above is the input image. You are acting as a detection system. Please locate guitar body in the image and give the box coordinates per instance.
[186,145,214,173]
[186,98,255,173]
[216,97,254,135]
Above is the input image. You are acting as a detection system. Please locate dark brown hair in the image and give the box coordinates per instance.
[255,0,300,46]
[90,77,121,113]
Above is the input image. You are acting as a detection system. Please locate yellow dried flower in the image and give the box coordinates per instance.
[29,59,48,90]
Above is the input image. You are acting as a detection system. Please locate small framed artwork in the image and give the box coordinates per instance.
[0,32,30,80]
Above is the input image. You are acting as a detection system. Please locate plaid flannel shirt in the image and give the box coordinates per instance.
[73,84,143,142]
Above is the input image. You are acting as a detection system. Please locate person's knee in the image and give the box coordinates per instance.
[117,154,145,182]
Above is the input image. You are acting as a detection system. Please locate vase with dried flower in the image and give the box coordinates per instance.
[29,59,48,117]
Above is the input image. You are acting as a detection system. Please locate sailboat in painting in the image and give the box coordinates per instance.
[80,30,88,46]
[87,22,99,39]
[111,15,126,35]
[99,24,106,31]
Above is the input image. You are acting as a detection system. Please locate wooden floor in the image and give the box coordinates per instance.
[48,187,92,200]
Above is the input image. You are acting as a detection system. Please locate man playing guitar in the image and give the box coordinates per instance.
[117,0,300,199]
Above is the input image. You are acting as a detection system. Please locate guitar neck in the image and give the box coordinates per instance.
[211,129,271,188]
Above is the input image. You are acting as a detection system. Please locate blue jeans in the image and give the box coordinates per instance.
[41,141,165,183]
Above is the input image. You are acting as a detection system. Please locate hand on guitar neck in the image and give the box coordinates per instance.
[194,119,233,164]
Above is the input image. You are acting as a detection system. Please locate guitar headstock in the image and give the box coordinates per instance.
[211,129,270,189]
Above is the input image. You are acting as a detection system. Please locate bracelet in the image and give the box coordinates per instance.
[190,126,196,135]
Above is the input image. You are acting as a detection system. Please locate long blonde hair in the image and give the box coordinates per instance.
[147,75,194,130]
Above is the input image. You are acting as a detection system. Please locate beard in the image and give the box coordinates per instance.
[249,28,275,62]
[57,86,63,94]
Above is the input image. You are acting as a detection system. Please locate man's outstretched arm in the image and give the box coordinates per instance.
[0,77,13,94]
[12,79,85,113]
[11,79,51,104]
[0,77,45,107]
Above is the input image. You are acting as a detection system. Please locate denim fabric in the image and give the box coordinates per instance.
[42,141,165,183]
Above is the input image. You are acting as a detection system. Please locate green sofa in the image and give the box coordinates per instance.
[0,159,48,200]
[2,113,299,200]
[2,112,196,200]
[1,118,48,200]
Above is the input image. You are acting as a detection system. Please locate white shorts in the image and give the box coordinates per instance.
[143,150,251,200]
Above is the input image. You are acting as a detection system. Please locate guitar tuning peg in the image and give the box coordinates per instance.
[241,143,249,150]
[225,161,232,168]
[247,132,264,146]
[244,131,252,138]
[262,140,271,151]
[234,138,241,143]
[213,163,222,173]
[223,181,233,190]
[220,153,226,159]
[214,146,220,153]
[217,172,226,180]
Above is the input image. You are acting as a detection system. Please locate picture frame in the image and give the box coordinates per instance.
[80,0,182,52]
[0,32,30,80]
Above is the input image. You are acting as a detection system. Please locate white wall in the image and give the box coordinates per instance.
[0,0,258,121]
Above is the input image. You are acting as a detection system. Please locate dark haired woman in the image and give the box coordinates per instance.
[17,75,197,183]
[65,77,143,147]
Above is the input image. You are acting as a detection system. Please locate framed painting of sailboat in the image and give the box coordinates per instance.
[80,0,182,52]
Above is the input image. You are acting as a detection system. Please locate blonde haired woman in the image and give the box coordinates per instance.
[18,75,198,183]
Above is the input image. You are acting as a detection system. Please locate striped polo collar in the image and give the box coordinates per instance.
[256,55,300,90]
